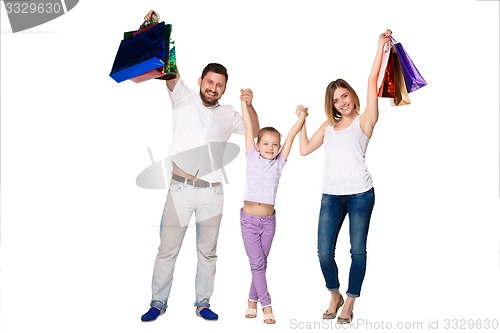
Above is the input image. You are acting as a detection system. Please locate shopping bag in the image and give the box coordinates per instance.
[131,50,177,82]
[153,23,178,80]
[391,37,427,93]
[156,44,178,80]
[126,22,178,82]
[109,21,167,83]
[125,21,171,83]
[377,46,396,98]
[391,48,411,107]
[377,42,391,95]
[129,68,165,83]
[123,13,166,82]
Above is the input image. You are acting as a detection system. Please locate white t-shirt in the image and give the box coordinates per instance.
[167,79,245,182]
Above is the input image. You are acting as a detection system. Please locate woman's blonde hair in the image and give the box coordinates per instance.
[324,79,360,124]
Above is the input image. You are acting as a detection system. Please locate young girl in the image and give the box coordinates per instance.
[240,98,307,324]
[298,29,392,323]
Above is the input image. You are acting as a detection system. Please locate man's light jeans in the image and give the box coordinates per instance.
[150,179,224,310]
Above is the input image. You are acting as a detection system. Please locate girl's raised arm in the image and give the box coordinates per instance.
[241,100,256,154]
[280,106,308,161]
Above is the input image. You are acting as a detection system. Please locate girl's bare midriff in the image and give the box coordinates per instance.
[243,201,275,217]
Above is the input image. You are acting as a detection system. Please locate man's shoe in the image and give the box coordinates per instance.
[196,307,218,321]
[141,307,162,322]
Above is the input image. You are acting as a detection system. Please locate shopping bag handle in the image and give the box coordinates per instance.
[133,11,160,37]
[381,37,393,53]
[143,11,160,27]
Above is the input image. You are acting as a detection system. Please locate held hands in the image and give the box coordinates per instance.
[296,105,309,119]
[240,88,254,106]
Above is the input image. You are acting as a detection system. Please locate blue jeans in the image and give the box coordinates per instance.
[317,187,375,298]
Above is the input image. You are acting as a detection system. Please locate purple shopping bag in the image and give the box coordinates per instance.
[391,37,427,93]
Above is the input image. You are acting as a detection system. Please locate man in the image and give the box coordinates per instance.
[141,10,259,324]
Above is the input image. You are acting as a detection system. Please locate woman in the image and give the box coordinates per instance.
[298,29,392,324]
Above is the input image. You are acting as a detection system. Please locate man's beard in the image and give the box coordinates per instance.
[199,89,219,106]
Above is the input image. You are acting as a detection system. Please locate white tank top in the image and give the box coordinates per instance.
[323,115,373,195]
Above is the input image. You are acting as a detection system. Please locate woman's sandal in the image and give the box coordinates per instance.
[322,294,344,319]
[245,299,258,319]
[337,312,353,324]
[263,313,276,324]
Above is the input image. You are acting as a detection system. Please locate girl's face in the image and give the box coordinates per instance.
[256,132,281,160]
[333,87,356,117]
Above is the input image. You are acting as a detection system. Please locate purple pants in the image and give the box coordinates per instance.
[240,209,276,307]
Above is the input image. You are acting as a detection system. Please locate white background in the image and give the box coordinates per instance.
[1,0,499,332]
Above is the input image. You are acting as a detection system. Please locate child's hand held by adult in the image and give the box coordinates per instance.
[240,88,254,106]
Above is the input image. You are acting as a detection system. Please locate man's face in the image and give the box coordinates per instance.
[198,72,227,107]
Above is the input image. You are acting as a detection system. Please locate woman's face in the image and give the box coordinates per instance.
[333,87,356,117]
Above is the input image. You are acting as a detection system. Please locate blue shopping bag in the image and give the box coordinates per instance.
[109,22,166,83]
[391,37,427,93]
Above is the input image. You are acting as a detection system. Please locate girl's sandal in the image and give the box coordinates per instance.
[245,308,257,318]
[245,299,258,318]
[263,313,276,324]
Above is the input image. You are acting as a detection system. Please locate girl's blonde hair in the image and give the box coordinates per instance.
[324,79,360,124]
[257,127,281,143]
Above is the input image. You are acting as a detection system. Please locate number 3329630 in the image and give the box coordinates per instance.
[444,319,498,330]
[5,2,62,14]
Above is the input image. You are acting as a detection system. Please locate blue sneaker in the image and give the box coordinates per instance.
[141,307,162,322]
[196,307,218,321]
